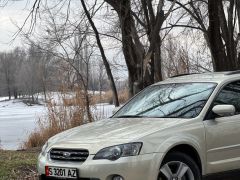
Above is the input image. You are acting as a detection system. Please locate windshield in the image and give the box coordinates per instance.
[113,83,217,119]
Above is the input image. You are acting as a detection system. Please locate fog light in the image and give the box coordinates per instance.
[112,175,124,180]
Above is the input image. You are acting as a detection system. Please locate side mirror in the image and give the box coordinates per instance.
[212,105,236,117]
[112,106,121,114]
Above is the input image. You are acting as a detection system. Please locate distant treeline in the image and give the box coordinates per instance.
[0,45,117,102]
[0,46,59,101]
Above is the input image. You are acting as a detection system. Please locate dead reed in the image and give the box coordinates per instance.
[23,88,92,149]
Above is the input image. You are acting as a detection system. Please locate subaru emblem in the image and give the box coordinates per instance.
[63,152,71,158]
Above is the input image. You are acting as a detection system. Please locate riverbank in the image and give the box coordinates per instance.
[0,97,114,150]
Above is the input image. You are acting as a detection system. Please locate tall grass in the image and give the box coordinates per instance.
[92,89,129,105]
[23,88,129,149]
[23,89,92,149]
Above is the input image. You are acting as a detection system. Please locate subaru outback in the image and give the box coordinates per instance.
[38,71,240,180]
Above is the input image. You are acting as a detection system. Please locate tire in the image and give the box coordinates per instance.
[38,175,45,180]
[158,152,201,180]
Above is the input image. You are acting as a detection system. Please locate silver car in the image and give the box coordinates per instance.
[38,71,240,180]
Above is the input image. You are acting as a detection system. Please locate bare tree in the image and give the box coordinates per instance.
[23,6,98,120]
[15,0,120,106]
[162,35,212,78]
[170,0,240,71]
[104,0,177,96]
[18,0,179,98]
[0,53,12,100]
[80,0,119,106]
[0,48,24,100]
[163,37,190,77]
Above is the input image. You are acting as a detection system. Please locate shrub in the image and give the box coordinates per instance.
[23,89,92,149]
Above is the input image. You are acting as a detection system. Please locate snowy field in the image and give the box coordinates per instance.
[0,99,47,150]
[0,97,115,150]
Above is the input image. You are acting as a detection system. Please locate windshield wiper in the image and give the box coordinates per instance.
[114,115,145,118]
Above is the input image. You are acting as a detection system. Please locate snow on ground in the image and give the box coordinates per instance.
[0,99,47,150]
[0,96,10,101]
[0,96,115,150]
[92,103,115,120]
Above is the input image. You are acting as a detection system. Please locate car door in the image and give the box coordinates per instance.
[204,81,240,174]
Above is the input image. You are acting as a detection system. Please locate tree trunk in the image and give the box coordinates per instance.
[236,0,240,68]
[83,88,92,122]
[8,88,11,100]
[80,0,120,107]
[120,1,144,96]
[105,0,151,96]
[154,35,162,82]
[208,0,228,71]
[14,90,18,99]
[6,77,11,100]
[218,1,237,70]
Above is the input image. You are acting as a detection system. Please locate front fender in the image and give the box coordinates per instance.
[139,121,206,175]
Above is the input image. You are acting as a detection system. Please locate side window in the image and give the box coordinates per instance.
[214,81,240,115]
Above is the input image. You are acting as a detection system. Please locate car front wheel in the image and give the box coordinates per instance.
[158,152,201,180]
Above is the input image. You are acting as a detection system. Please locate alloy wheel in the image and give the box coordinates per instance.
[159,161,195,180]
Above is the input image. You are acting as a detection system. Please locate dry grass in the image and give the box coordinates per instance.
[118,89,129,104]
[92,89,129,105]
[23,88,128,149]
[91,91,111,104]
[0,150,39,180]
[23,89,92,149]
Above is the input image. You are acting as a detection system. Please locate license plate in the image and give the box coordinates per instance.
[45,166,78,179]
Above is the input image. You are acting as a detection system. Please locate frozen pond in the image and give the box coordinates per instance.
[0,97,114,150]
[0,99,46,150]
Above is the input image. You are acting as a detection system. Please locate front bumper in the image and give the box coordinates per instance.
[38,153,164,180]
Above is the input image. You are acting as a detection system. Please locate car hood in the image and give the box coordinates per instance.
[47,118,183,154]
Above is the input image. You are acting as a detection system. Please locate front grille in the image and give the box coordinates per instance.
[50,148,89,162]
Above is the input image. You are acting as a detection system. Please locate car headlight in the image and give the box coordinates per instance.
[93,142,142,161]
[41,141,48,156]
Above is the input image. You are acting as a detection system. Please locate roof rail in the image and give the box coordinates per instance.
[225,70,240,75]
[170,73,198,78]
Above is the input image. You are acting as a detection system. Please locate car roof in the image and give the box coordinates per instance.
[155,71,240,85]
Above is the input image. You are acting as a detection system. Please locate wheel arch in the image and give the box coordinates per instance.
[161,144,203,174]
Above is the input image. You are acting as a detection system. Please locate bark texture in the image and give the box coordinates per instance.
[105,0,174,96]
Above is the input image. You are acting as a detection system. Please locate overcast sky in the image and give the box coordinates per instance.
[0,0,32,51]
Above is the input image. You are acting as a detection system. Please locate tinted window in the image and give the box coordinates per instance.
[113,83,216,119]
[214,81,240,114]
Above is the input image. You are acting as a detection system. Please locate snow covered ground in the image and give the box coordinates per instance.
[0,96,11,101]
[92,103,115,120]
[0,97,115,150]
[0,99,47,150]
